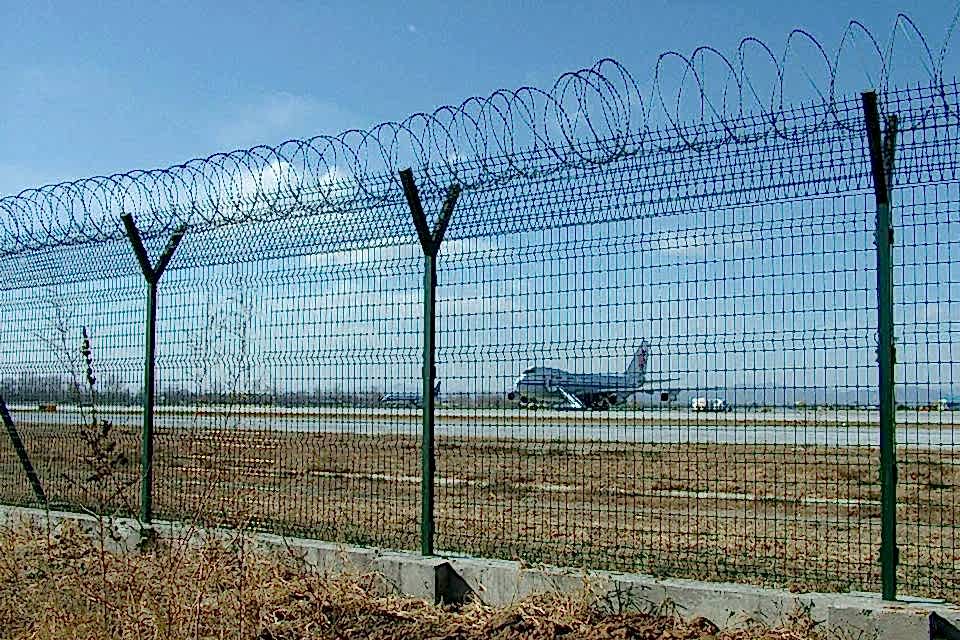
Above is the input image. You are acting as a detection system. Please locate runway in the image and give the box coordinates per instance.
[11,404,960,448]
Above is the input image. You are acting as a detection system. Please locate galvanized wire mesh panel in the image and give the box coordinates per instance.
[0,55,955,603]
[150,217,425,548]
[890,84,960,599]
[432,84,958,599]
[0,242,144,517]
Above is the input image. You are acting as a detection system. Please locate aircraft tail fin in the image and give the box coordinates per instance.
[625,340,651,383]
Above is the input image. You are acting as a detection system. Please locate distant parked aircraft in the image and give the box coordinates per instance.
[506,341,689,410]
[379,381,441,408]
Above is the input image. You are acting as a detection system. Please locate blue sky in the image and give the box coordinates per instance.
[0,2,957,407]
[1,1,958,195]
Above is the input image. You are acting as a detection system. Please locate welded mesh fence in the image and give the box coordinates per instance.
[889,85,960,600]
[0,30,957,602]
[150,241,425,545]
[433,91,892,594]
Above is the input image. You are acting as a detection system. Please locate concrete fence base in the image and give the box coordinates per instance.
[1,506,958,640]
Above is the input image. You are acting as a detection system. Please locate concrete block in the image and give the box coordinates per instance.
[446,555,525,606]
[274,537,369,575]
[823,601,924,638]
[363,552,472,604]
[604,573,670,614]
[646,576,801,628]
[818,594,960,640]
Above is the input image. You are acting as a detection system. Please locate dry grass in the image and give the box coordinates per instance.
[0,522,827,640]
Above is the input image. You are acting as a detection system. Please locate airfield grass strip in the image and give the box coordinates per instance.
[0,425,958,600]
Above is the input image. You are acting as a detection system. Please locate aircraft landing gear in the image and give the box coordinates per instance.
[590,397,610,411]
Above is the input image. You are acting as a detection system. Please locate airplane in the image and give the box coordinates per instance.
[506,341,685,410]
[379,381,440,408]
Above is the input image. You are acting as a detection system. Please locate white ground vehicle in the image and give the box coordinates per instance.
[691,397,729,412]
[710,398,730,412]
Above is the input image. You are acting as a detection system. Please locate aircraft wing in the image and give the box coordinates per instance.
[556,386,587,410]
[596,378,679,394]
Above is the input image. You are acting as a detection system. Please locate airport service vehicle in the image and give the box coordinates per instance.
[692,397,730,412]
[710,398,730,412]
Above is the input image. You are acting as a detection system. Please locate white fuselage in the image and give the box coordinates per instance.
[509,366,643,409]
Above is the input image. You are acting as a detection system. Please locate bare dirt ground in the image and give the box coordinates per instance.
[0,417,957,603]
[0,523,826,640]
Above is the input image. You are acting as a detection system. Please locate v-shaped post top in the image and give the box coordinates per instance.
[399,168,461,257]
[121,214,188,284]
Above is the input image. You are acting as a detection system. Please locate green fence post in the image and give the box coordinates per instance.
[141,280,158,521]
[861,91,899,601]
[400,168,461,556]
[121,215,187,523]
